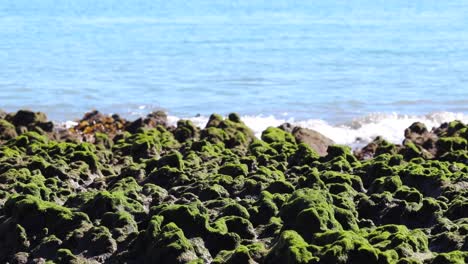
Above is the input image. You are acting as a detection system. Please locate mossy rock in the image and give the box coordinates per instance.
[396,257,423,264]
[206,114,224,128]
[149,167,188,188]
[250,191,279,225]
[368,176,403,194]
[324,145,359,164]
[8,110,48,128]
[80,191,144,219]
[56,248,80,263]
[439,150,468,163]
[264,230,317,264]
[0,119,17,140]
[2,111,468,263]
[445,196,468,220]
[261,127,296,144]
[101,211,138,242]
[174,119,199,142]
[311,230,381,264]
[67,225,117,257]
[215,216,256,239]
[144,222,199,264]
[398,163,447,196]
[4,195,89,239]
[320,171,364,192]
[394,186,423,204]
[218,162,248,177]
[69,149,101,172]
[213,245,253,264]
[220,203,250,219]
[109,177,142,195]
[156,151,185,171]
[367,224,429,258]
[280,188,341,240]
[333,206,359,231]
[0,223,30,262]
[213,243,267,264]
[201,127,228,146]
[265,180,295,194]
[288,143,320,167]
[429,231,465,253]
[114,127,178,160]
[142,183,168,204]
[202,113,254,148]
[431,251,468,264]
[155,204,210,238]
[199,184,230,201]
[437,137,468,155]
[401,140,432,160]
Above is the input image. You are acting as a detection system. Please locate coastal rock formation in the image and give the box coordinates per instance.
[279,123,334,156]
[0,110,467,263]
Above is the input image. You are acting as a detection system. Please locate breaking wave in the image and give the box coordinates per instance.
[167,112,468,148]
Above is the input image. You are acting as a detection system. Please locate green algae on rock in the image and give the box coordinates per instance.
[0,110,467,263]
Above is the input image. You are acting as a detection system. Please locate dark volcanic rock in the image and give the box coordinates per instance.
[354,136,397,160]
[404,121,438,156]
[4,110,54,135]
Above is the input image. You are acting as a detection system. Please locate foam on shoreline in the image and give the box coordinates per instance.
[167,111,468,147]
[58,111,468,148]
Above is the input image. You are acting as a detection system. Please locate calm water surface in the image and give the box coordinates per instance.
[1,0,468,122]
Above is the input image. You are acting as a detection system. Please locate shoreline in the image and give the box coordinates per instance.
[12,108,468,147]
[0,109,467,263]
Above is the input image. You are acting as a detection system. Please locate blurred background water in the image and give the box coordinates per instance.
[1,0,468,144]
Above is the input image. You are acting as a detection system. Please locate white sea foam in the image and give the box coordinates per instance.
[168,112,468,148]
[59,111,468,148]
[64,120,78,129]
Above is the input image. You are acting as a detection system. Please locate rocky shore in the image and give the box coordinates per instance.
[0,109,467,263]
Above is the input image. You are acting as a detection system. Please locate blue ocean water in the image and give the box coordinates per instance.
[1,0,468,128]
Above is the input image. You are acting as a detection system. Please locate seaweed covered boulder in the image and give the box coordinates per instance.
[213,243,267,264]
[201,113,255,149]
[320,145,360,172]
[174,119,199,142]
[0,119,17,140]
[3,195,89,239]
[0,110,467,263]
[279,188,342,240]
[152,203,210,238]
[355,137,397,160]
[265,230,317,264]
[113,126,179,160]
[6,110,53,133]
[142,219,200,264]
[70,190,144,220]
[366,224,429,259]
[310,230,382,264]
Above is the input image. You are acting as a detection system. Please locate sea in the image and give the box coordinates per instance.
[1,0,468,146]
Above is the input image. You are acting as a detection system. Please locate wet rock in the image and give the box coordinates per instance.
[174,119,198,142]
[10,252,29,264]
[264,230,316,264]
[72,110,126,141]
[404,122,438,155]
[0,119,18,140]
[285,123,334,156]
[144,110,168,127]
[0,110,467,263]
[202,113,255,148]
[355,136,398,160]
[9,110,47,127]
